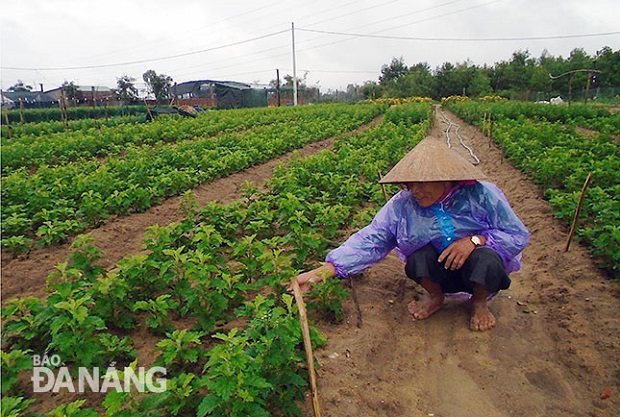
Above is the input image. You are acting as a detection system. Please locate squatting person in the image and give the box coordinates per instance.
[289,137,530,331]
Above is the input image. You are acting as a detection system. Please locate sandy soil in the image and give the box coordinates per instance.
[2,108,618,416]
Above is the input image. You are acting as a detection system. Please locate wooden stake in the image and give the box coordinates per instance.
[377,170,389,203]
[1,90,11,139]
[60,88,69,128]
[144,99,154,121]
[19,98,25,125]
[290,278,322,417]
[565,173,593,252]
[349,276,363,328]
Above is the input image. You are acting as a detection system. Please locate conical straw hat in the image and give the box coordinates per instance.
[379,137,487,183]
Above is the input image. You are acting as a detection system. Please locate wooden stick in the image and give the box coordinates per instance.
[1,90,11,139]
[377,170,389,203]
[144,99,154,121]
[18,98,25,125]
[60,88,69,128]
[349,276,363,328]
[565,172,593,252]
[290,278,322,417]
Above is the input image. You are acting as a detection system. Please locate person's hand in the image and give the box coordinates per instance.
[288,270,321,295]
[438,236,478,270]
[287,263,337,295]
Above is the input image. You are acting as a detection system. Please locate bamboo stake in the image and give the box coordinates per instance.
[60,89,69,128]
[143,99,154,121]
[565,173,593,252]
[290,278,322,417]
[349,276,363,328]
[18,98,25,125]
[377,170,389,203]
[1,90,11,139]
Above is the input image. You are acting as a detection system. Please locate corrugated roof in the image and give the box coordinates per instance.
[175,80,254,95]
[44,85,112,93]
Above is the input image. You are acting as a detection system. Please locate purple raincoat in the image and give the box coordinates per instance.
[326,181,530,278]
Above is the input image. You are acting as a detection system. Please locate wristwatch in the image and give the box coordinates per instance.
[470,235,482,247]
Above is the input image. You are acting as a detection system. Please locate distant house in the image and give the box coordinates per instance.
[2,90,56,108]
[45,85,115,105]
[174,80,267,109]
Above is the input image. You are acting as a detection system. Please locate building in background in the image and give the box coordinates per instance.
[173,80,268,109]
[45,85,115,106]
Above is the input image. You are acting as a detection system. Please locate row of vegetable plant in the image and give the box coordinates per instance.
[1,103,385,253]
[1,102,434,416]
[2,105,147,125]
[1,115,143,141]
[2,103,383,173]
[443,97,613,124]
[445,98,620,278]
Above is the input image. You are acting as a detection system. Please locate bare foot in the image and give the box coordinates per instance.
[470,301,496,331]
[407,295,444,320]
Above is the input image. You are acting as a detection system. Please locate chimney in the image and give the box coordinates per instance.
[40,83,44,92]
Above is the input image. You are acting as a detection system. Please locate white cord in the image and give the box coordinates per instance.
[439,109,480,165]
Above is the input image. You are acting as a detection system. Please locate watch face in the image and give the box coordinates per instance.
[471,235,481,246]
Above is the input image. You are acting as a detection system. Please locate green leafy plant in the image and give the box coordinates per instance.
[132,294,178,335]
[1,296,49,351]
[154,329,205,372]
[90,271,135,330]
[48,293,107,367]
[0,235,31,258]
[1,349,33,395]
[1,396,36,417]
[198,328,273,417]
[306,276,350,323]
[47,399,98,417]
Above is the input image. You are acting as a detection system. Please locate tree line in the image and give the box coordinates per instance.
[353,46,619,102]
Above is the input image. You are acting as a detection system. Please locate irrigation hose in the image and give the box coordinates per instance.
[439,109,481,165]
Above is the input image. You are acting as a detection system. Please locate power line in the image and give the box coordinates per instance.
[1,29,290,71]
[297,28,620,42]
[302,0,403,28]
[290,0,505,57]
[84,1,283,63]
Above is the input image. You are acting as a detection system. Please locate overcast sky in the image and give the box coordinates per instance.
[1,0,618,93]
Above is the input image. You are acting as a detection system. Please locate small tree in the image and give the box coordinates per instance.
[8,80,33,92]
[379,57,409,85]
[360,81,383,100]
[142,70,173,104]
[61,81,80,105]
[467,71,493,98]
[114,75,139,104]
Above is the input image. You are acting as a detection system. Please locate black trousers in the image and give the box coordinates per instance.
[405,244,511,294]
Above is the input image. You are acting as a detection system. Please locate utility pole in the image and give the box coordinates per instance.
[291,22,298,106]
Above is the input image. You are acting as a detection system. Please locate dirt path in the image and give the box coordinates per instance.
[299,108,619,417]
[2,108,618,416]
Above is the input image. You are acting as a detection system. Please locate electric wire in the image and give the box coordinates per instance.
[2,29,290,71]
[297,28,620,42]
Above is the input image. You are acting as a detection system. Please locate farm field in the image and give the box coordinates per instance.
[1,101,619,417]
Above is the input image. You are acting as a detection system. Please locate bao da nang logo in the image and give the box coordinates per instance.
[31,354,167,393]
